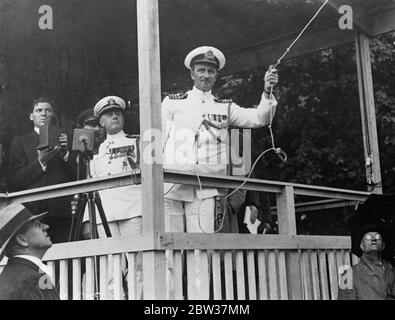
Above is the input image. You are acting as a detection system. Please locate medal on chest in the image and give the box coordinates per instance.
[202,113,228,129]
[105,138,140,171]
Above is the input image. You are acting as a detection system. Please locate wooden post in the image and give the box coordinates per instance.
[276,186,302,299]
[136,0,166,299]
[276,186,296,235]
[355,30,382,194]
[0,196,10,210]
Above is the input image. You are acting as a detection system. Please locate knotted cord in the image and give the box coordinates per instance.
[272,0,330,70]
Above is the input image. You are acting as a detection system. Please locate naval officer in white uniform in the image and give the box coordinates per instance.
[82,96,142,300]
[162,46,279,233]
[82,96,141,235]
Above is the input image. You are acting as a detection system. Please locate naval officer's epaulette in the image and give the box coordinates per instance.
[125,134,140,139]
[214,97,232,103]
[168,92,188,100]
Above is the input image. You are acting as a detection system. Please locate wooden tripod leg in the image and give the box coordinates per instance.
[94,192,112,237]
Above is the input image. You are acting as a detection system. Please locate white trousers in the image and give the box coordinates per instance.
[164,195,215,233]
[164,196,214,299]
[97,217,142,237]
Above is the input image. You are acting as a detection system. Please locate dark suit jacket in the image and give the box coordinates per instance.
[238,190,273,234]
[219,189,273,234]
[9,130,75,218]
[0,257,60,300]
[337,255,395,300]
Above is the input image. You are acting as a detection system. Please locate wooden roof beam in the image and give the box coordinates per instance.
[178,0,250,45]
[370,2,395,36]
[223,22,354,74]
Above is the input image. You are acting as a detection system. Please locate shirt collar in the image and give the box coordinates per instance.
[191,86,213,98]
[360,254,389,275]
[361,253,384,266]
[34,127,40,134]
[106,130,125,142]
[14,255,53,281]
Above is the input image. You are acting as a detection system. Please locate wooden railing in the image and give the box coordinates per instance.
[0,170,370,300]
[0,234,356,300]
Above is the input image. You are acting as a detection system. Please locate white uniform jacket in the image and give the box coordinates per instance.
[162,86,277,202]
[83,130,141,223]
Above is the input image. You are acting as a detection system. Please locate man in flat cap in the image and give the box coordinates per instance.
[81,96,142,299]
[338,226,395,300]
[76,108,105,157]
[76,108,99,129]
[0,203,59,300]
[161,46,278,234]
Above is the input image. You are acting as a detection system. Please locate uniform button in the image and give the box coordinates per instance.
[108,161,111,164]
[108,173,111,176]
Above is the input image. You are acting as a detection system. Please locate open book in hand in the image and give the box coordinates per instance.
[243,206,262,234]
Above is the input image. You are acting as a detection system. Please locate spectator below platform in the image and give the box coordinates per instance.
[338,227,395,300]
[0,204,59,300]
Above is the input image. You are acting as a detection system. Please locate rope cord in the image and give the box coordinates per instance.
[273,0,330,69]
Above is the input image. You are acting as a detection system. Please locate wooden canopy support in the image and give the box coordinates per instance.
[222,3,395,74]
[136,0,166,299]
[371,2,395,36]
[88,3,395,96]
[276,186,303,300]
[178,0,249,45]
[354,30,382,194]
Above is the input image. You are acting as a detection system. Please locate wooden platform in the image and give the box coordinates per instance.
[0,171,368,300]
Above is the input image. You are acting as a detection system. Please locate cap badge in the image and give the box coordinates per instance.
[205,50,215,60]
[107,98,116,106]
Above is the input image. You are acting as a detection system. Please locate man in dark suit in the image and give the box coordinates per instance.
[218,189,273,234]
[338,227,395,300]
[9,97,75,243]
[0,203,59,300]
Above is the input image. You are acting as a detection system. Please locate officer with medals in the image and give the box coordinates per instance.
[82,96,141,235]
[81,96,142,299]
[162,46,278,233]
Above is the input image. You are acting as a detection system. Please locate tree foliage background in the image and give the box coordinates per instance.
[215,31,395,234]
